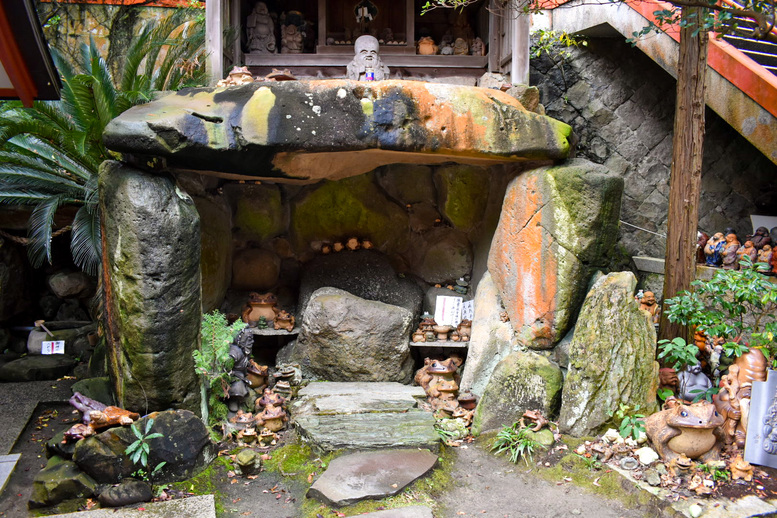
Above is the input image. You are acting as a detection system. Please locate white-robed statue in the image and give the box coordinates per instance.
[347,35,390,81]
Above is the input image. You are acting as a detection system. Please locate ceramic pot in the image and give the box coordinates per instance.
[433,324,452,341]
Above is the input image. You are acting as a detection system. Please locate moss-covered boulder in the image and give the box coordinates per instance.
[376,164,436,205]
[411,228,472,284]
[29,456,96,508]
[99,161,201,413]
[471,350,563,435]
[231,183,287,241]
[290,173,409,253]
[434,165,490,233]
[488,158,623,350]
[103,80,573,182]
[558,272,659,437]
[193,194,232,313]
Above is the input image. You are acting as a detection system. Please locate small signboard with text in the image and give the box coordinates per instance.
[41,340,65,355]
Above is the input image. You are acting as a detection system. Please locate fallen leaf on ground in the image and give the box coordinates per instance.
[593,478,601,487]
[227,471,236,478]
[231,479,238,484]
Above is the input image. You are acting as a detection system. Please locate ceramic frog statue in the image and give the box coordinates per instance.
[645,401,724,462]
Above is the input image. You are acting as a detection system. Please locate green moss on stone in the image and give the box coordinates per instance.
[233,184,286,241]
[434,165,490,232]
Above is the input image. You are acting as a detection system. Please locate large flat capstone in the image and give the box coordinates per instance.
[307,449,437,507]
[291,382,438,452]
[103,80,572,182]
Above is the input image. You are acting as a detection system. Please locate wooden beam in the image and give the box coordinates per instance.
[510,14,530,84]
[0,1,37,106]
[206,0,224,84]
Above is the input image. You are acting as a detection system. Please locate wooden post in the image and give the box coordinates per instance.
[659,6,709,341]
[206,0,224,85]
[510,13,530,84]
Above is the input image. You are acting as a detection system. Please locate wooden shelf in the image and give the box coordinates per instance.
[249,326,301,336]
[410,341,469,348]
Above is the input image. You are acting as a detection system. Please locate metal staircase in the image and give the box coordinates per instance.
[719,3,777,76]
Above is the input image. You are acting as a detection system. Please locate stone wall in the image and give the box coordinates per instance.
[530,37,777,260]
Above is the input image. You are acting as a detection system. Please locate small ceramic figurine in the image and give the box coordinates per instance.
[736,240,758,267]
[216,66,255,87]
[414,357,434,391]
[243,292,279,326]
[255,387,286,411]
[256,403,288,432]
[246,360,269,390]
[721,233,741,270]
[696,231,709,264]
[748,226,772,250]
[417,36,438,55]
[227,328,255,410]
[644,401,724,461]
[677,362,711,402]
[64,423,95,442]
[347,35,390,80]
[758,244,773,266]
[638,291,660,324]
[433,324,452,341]
[731,455,754,481]
[453,37,469,55]
[246,2,276,54]
[659,367,679,394]
[440,42,454,55]
[259,428,279,447]
[714,364,742,446]
[88,407,141,431]
[704,232,725,267]
[456,319,472,341]
[273,310,295,332]
[346,237,360,251]
[281,23,303,54]
[470,36,485,56]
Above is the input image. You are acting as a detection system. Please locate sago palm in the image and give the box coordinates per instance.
[0,9,206,275]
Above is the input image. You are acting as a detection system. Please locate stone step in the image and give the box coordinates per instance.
[0,454,20,495]
[307,449,438,507]
[45,494,216,518]
[291,382,438,453]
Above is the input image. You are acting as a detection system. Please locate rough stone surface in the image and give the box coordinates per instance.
[45,494,216,518]
[99,161,201,413]
[434,164,490,233]
[412,227,473,284]
[292,382,437,452]
[472,350,563,435]
[0,354,76,382]
[290,288,414,382]
[55,299,90,321]
[193,194,232,313]
[71,377,115,406]
[375,164,436,205]
[98,478,152,507]
[488,158,623,350]
[103,80,573,182]
[73,410,211,484]
[298,250,422,316]
[353,506,434,518]
[0,238,29,321]
[29,456,96,508]
[231,247,281,291]
[531,37,777,259]
[230,183,287,241]
[307,449,437,507]
[48,271,95,299]
[459,271,515,396]
[290,173,410,255]
[558,272,659,436]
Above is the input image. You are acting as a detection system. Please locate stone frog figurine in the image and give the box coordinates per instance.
[645,401,724,462]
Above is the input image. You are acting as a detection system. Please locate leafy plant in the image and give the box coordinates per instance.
[664,255,777,362]
[530,29,587,89]
[575,453,603,471]
[689,385,720,404]
[491,423,542,465]
[657,336,699,371]
[194,311,246,427]
[125,418,166,482]
[0,9,206,274]
[609,403,646,441]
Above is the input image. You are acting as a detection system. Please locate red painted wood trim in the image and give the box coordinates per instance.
[0,2,37,106]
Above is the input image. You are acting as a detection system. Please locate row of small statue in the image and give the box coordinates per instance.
[416,35,486,56]
[414,355,476,425]
[411,315,472,343]
[246,2,308,54]
[327,27,405,46]
[241,292,295,331]
[699,226,777,272]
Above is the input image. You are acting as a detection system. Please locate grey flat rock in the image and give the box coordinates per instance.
[291,382,426,415]
[307,449,437,507]
[45,494,215,518]
[354,505,434,517]
[0,354,76,382]
[0,454,20,494]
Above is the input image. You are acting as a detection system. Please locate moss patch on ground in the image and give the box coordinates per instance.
[170,455,233,515]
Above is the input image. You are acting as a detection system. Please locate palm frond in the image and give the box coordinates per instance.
[0,189,54,205]
[27,195,64,268]
[71,205,101,275]
[0,163,84,192]
[8,134,98,182]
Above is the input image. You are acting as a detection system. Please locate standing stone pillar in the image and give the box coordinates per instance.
[99,161,201,413]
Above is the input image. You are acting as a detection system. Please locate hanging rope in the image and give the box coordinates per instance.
[619,220,666,238]
[0,226,72,245]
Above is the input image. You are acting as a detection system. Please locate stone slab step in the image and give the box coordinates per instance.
[45,494,216,518]
[291,382,438,452]
[307,449,437,507]
[0,454,20,494]
[354,506,434,518]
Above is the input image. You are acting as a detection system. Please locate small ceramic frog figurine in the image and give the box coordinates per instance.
[731,455,754,481]
[256,403,288,432]
[417,36,438,55]
[273,310,295,332]
[644,401,724,462]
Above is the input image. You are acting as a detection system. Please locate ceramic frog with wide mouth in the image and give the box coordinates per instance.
[645,401,724,462]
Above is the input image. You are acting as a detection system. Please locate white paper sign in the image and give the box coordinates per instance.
[434,295,462,327]
[41,340,65,355]
[461,300,474,321]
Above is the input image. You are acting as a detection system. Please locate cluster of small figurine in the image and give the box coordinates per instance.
[246,2,307,54]
[416,35,486,56]
[411,315,472,343]
[415,355,476,422]
[311,237,374,254]
[327,27,406,46]
[433,277,469,295]
[242,292,295,331]
[216,66,297,87]
[699,226,776,273]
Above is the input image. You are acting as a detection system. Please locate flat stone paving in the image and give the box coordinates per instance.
[45,494,216,518]
[291,382,438,453]
[0,455,20,494]
[307,449,438,507]
[355,505,434,517]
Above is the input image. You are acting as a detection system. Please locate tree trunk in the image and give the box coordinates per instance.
[659,7,709,342]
